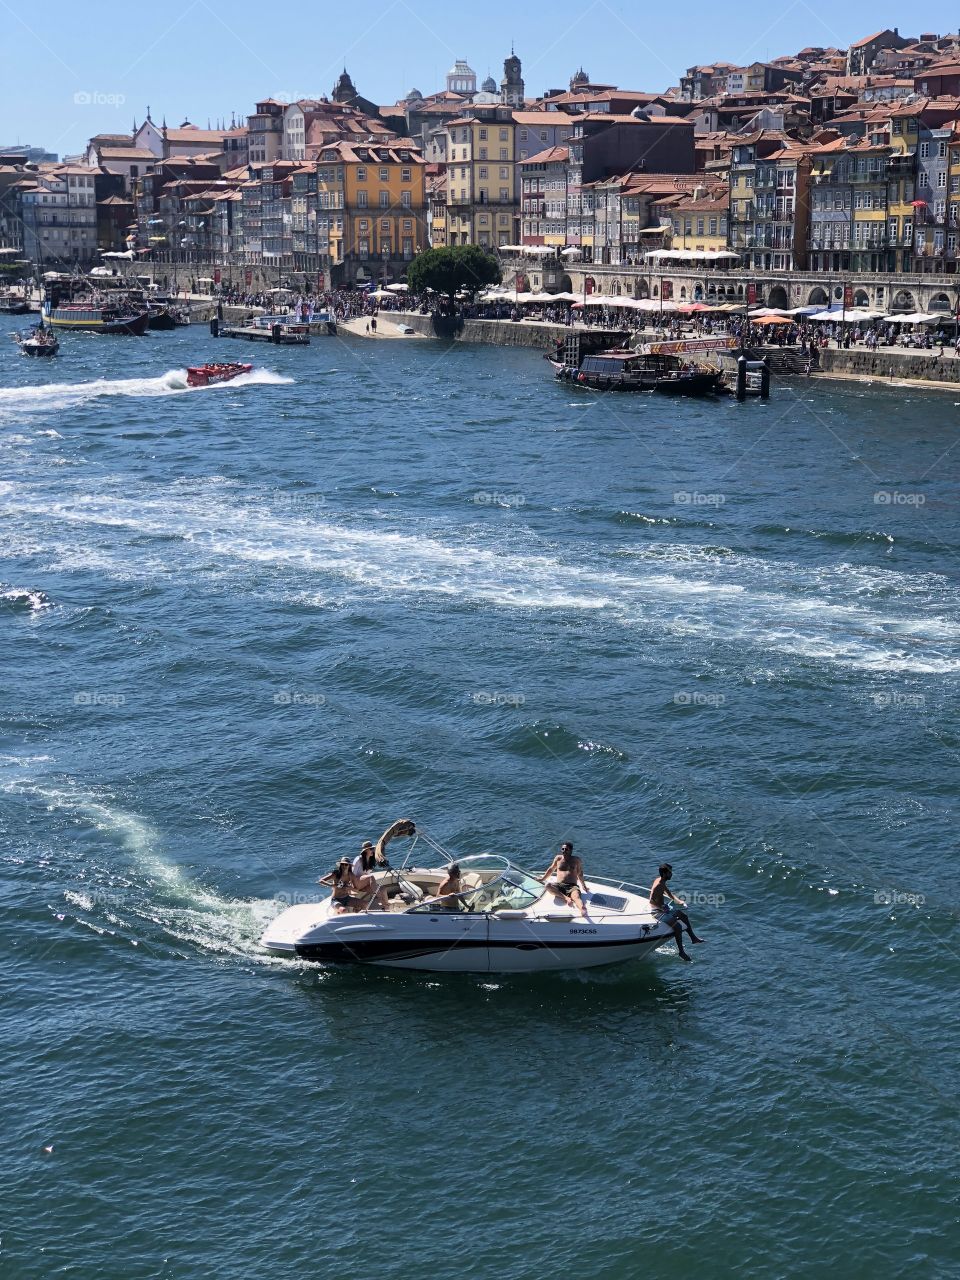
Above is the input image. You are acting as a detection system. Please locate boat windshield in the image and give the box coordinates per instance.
[409,860,545,914]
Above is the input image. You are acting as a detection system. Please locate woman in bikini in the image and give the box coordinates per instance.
[319,857,358,913]
[539,841,588,918]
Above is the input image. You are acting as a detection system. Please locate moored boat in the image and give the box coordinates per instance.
[0,291,31,315]
[43,299,149,335]
[260,819,681,973]
[552,334,730,397]
[186,361,252,387]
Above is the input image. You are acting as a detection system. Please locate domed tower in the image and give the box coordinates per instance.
[446,60,477,96]
[570,67,590,91]
[332,68,358,104]
[501,51,525,106]
[481,74,497,94]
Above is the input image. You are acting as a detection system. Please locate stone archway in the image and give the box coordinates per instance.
[679,285,687,299]
[808,286,829,305]
[854,289,870,307]
[560,273,573,292]
[891,289,915,313]
[767,284,789,309]
[637,280,649,299]
[928,291,951,312]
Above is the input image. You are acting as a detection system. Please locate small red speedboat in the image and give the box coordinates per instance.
[186,361,252,387]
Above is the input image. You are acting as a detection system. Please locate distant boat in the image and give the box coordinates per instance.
[11,322,59,357]
[0,291,31,315]
[186,361,252,387]
[42,299,148,335]
[43,299,149,335]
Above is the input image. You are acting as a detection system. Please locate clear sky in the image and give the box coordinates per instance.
[1,0,957,156]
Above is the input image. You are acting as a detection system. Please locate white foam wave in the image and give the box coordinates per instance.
[5,775,291,964]
[3,486,959,674]
[0,367,292,416]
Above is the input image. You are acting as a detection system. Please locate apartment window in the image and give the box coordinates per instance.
[358,219,368,230]
[479,148,487,160]
[357,191,367,206]
[403,218,412,230]
[381,219,390,230]
[500,188,509,201]
[499,166,508,179]
[401,168,411,182]
[479,167,488,179]
[696,218,704,234]
[938,171,947,188]
[519,151,527,160]
[904,219,913,243]
[401,191,411,207]
[888,217,898,239]
[949,232,957,254]
[939,141,947,158]
[479,128,487,140]
[708,217,717,235]
[892,118,902,135]
[539,130,547,141]
[519,129,527,141]
[378,168,389,182]
[500,148,508,161]
[500,128,508,141]
[379,191,389,207]
[356,166,367,180]
[920,142,929,158]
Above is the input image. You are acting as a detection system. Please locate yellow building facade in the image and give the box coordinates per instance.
[316,141,426,284]
[444,110,517,247]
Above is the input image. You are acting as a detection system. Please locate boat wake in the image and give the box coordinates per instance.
[0,368,292,416]
[2,772,298,968]
[3,484,958,675]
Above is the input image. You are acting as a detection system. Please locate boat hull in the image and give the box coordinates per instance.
[19,341,58,357]
[265,906,672,973]
[653,372,723,396]
[147,309,177,330]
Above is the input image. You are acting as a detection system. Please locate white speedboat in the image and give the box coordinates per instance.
[260,821,678,973]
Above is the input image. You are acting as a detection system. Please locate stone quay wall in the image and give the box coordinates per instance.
[392,311,627,350]
[816,347,960,385]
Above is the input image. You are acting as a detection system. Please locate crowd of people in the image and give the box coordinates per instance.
[194,279,960,355]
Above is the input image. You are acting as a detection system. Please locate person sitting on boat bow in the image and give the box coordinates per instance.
[539,842,588,917]
[649,863,704,961]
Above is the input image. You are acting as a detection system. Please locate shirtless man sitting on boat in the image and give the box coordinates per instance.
[429,863,466,911]
[649,863,704,961]
[539,842,588,917]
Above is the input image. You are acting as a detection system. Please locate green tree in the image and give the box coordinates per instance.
[406,245,501,303]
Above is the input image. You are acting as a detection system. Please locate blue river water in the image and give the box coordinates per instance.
[1,325,958,1278]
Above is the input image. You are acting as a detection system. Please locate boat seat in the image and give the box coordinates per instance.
[461,872,483,890]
